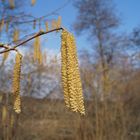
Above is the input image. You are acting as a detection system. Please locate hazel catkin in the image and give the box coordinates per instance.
[61,30,85,115]
[12,52,22,113]
[33,37,43,64]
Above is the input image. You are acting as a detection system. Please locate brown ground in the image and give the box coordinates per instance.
[0,95,140,140]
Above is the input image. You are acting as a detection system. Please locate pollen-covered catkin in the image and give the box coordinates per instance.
[61,30,85,115]
[33,37,43,64]
[12,52,22,113]
[61,31,71,108]
[2,51,9,64]
[70,34,85,114]
[51,17,61,29]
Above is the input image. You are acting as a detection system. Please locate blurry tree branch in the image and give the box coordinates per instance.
[0,0,71,25]
[0,27,64,54]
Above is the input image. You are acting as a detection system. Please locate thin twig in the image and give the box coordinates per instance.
[0,0,71,25]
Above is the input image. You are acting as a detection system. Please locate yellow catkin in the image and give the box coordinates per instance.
[31,0,36,6]
[45,22,49,32]
[57,16,61,28]
[9,0,15,9]
[13,29,19,43]
[51,20,56,30]
[61,30,85,115]
[51,17,61,30]
[2,51,9,64]
[34,37,39,61]
[66,33,81,113]
[70,34,85,114]
[61,31,71,108]
[33,37,43,64]
[12,52,22,113]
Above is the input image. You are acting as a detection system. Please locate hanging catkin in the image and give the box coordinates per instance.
[57,16,61,28]
[51,20,56,30]
[70,34,85,114]
[61,30,85,115]
[12,52,22,113]
[51,17,61,30]
[33,37,43,64]
[45,22,49,32]
[61,31,70,108]
[2,51,9,64]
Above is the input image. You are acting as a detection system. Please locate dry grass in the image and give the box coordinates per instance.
[0,93,139,140]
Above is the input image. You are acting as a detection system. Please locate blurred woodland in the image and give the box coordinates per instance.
[0,0,140,140]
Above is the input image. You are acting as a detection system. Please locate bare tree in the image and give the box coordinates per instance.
[73,0,122,103]
[73,1,131,140]
[74,0,119,63]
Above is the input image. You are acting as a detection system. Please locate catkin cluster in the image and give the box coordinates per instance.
[51,16,61,30]
[61,30,85,115]
[12,52,22,113]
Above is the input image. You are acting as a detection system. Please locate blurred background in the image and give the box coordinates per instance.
[0,0,140,140]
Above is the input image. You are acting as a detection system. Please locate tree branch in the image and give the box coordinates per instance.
[0,0,71,25]
[0,27,64,54]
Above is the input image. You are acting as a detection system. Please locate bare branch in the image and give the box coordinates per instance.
[0,27,64,54]
[0,0,71,25]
